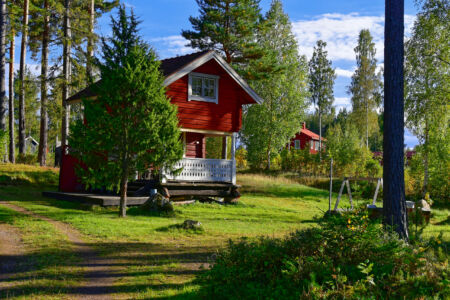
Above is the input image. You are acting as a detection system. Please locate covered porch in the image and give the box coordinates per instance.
[162,128,237,185]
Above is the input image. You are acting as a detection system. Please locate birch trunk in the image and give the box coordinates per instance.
[61,0,71,150]
[86,0,94,80]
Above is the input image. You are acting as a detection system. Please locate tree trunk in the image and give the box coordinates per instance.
[38,0,49,166]
[61,0,71,151]
[18,0,29,155]
[8,32,14,163]
[383,0,408,239]
[422,119,429,196]
[86,0,94,80]
[119,164,128,217]
[366,98,369,148]
[319,111,322,161]
[0,0,6,141]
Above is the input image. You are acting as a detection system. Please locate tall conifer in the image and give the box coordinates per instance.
[308,40,336,159]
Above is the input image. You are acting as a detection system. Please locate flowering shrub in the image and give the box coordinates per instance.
[199,209,448,299]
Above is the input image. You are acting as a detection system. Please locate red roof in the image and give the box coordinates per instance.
[300,123,325,140]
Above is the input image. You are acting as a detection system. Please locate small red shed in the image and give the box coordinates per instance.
[61,50,262,193]
[287,123,326,154]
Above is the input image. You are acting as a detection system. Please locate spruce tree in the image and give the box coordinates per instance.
[308,40,336,159]
[348,29,382,148]
[182,0,269,80]
[242,0,308,169]
[69,6,183,217]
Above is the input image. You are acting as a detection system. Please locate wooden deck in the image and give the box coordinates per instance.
[42,191,148,207]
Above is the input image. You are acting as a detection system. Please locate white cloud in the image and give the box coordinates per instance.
[334,97,351,111]
[150,35,193,59]
[335,68,354,78]
[292,13,415,62]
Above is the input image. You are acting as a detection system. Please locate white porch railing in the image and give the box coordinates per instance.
[163,157,236,184]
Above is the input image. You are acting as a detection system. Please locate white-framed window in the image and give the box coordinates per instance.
[294,140,300,150]
[315,141,319,151]
[310,141,314,150]
[188,72,219,103]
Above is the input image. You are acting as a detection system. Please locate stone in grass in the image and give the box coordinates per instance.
[142,193,174,212]
[180,219,202,230]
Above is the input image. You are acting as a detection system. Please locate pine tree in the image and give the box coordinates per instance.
[308,40,336,159]
[7,0,21,163]
[241,0,308,169]
[18,0,29,155]
[348,29,382,148]
[69,6,183,217]
[0,0,6,150]
[384,0,408,240]
[182,0,269,80]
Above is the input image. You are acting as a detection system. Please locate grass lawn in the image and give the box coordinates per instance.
[0,164,448,299]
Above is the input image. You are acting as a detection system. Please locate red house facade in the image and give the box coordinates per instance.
[60,50,262,193]
[287,123,326,154]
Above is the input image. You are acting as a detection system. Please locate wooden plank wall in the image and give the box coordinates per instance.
[166,59,251,133]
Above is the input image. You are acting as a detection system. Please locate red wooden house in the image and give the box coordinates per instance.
[287,123,326,154]
[60,50,262,199]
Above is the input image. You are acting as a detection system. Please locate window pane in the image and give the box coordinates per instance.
[203,78,215,98]
[295,140,300,149]
[192,77,202,96]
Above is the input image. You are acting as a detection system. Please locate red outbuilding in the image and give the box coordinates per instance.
[287,123,326,154]
[60,50,262,197]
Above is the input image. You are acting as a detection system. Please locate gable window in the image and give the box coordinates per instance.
[188,72,219,103]
[294,140,300,150]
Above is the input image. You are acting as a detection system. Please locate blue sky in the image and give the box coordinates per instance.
[26,0,421,147]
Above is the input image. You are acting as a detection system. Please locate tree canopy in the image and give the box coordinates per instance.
[69,6,183,217]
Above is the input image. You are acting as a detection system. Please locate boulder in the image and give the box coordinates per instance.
[417,199,431,211]
[180,219,202,230]
[143,193,173,212]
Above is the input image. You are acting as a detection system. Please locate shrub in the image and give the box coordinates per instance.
[16,153,37,165]
[236,147,248,169]
[199,209,448,299]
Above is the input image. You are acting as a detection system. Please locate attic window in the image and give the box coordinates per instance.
[188,72,219,103]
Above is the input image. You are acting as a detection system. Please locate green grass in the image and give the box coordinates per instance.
[0,164,448,299]
[0,205,84,299]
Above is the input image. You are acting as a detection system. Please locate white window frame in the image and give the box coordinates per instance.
[310,141,314,150]
[294,140,300,150]
[188,72,219,104]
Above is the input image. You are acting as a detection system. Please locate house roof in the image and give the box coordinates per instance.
[66,50,262,104]
[298,123,325,141]
[301,128,324,140]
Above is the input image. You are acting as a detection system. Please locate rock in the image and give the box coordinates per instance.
[181,219,202,230]
[417,199,431,211]
[143,193,173,212]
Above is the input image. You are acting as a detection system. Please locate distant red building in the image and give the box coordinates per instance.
[287,123,326,154]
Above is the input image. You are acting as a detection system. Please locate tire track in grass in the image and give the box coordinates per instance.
[0,202,123,300]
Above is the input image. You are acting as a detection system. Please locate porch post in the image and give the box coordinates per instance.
[231,133,236,184]
[222,136,228,159]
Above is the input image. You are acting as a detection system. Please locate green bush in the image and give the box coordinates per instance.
[199,209,448,299]
[16,153,38,165]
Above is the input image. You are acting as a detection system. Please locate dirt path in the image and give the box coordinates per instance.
[0,202,123,300]
[0,223,25,293]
